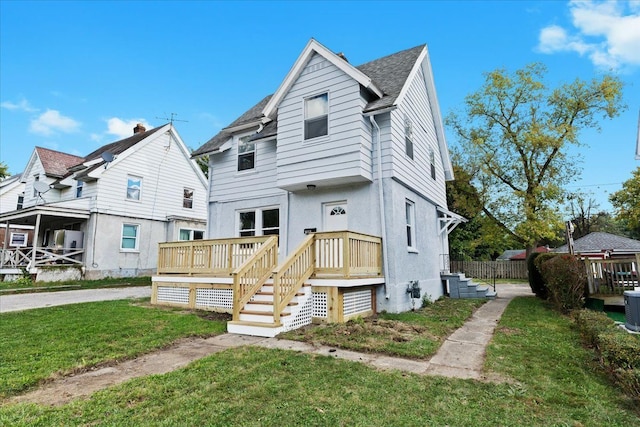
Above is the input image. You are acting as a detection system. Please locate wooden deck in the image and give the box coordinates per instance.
[584,257,640,295]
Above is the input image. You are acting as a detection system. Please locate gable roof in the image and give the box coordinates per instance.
[193,40,431,157]
[35,147,84,178]
[554,232,640,255]
[497,249,525,260]
[510,246,550,260]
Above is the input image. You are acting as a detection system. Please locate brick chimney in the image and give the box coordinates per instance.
[133,123,146,134]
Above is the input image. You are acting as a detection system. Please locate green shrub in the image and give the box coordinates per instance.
[528,252,546,299]
[573,309,640,403]
[539,254,586,313]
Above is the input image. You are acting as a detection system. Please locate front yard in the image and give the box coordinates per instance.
[0,296,638,426]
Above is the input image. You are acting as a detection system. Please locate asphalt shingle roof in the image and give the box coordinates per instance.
[192,43,426,156]
[35,147,84,178]
[554,232,640,254]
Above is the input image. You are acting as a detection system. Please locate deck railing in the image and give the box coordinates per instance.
[313,231,382,278]
[232,236,279,320]
[0,247,84,269]
[157,236,273,275]
[272,234,316,325]
[584,257,639,295]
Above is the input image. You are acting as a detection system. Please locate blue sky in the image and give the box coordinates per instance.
[1,0,638,213]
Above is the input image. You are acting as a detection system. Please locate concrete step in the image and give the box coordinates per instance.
[227,321,283,338]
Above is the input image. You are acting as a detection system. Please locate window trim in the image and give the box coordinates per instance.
[10,232,28,247]
[16,193,24,210]
[405,200,417,251]
[237,206,280,237]
[237,135,256,172]
[304,92,329,141]
[126,175,142,201]
[120,223,140,252]
[183,187,194,209]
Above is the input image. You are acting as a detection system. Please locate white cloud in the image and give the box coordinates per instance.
[29,109,80,136]
[1,98,38,112]
[538,0,640,70]
[105,118,151,139]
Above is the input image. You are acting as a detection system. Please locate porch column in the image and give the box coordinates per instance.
[31,213,42,270]
[1,220,10,268]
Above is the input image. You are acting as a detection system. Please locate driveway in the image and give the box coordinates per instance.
[0,286,151,313]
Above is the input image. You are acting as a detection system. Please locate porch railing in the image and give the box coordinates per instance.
[232,236,279,320]
[584,257,639,295]
[157,236,273,275]
[313,231,382,278]
[1,247,84,269]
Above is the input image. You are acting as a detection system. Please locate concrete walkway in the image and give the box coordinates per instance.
[0,286,151,313]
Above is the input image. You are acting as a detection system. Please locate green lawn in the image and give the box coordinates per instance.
[0,300,226,398]
[0,276,152,293]
[1,296,638,425]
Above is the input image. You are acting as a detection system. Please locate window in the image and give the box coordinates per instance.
[10,232,28,247]
[405,200,416,249]
[429,148,436,180]
[121,224,139,250]
[237,136,255,171]
[238,208,279,236]
[16,193,24,210]
[304,93,328,140]
[404,116,414,160]
[183,188,194,209]
[126,176,142,200]
[33,175,39,197]
[76,181,84,198]
[179,229,204,240]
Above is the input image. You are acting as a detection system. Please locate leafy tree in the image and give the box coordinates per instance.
[447,63,624,252]
[0,162,9,180]
[610,167,640,239]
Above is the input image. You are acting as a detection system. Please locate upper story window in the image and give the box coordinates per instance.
[179,229,204,240]
[126,175,142,201]
[183,188,194,209]
[76,181,84,198]
[304,93,328,140]
[404,116,414,160]
[406,200,416,250]
[237,136,255,171]
[238,207,279,237]
[33,175,40,197]
[17,193,24,210]
[121,223,139,251]
[429,148,436,180]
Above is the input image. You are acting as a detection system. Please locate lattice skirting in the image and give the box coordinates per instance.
[343,289,372,316]
[195,288,233,310]
[156,286,189,305]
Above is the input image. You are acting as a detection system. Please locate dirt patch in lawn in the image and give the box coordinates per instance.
[4,336,230,407]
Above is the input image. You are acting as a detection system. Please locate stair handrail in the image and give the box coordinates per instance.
[272,234,316,325]
[231,236,279,320]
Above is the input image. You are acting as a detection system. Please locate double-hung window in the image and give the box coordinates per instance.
[404,116,414,160]
[126,175,142,201]
[121,224,139,251]
[33,175,40,197]
[76,181,84,198]
[17,194,24,210]
[179,229,204,240]
[405,200,416,250]
[238,208,279,236]
[304,93,328,140]
[430,148,436,180]
[238,136,255,171]
[183,188,194,209]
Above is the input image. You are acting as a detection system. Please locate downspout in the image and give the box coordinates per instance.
[369,115,390,298]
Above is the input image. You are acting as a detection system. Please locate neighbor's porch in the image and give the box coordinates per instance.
[151,231,384,330]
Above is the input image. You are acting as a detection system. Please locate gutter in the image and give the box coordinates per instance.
[369,115,390,299]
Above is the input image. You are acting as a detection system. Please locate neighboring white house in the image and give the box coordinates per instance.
[163,39,466,332]
[0,123,208,280]
[0,173,25,214]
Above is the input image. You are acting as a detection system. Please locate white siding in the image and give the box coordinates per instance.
[276,53,373,190]
[0,179,25,213]
[94,131,207,221]
[389,66,448,207]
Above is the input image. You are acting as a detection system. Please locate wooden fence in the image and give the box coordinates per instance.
[450,260,528,280]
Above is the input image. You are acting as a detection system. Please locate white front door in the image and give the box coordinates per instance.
[323,201,348,231]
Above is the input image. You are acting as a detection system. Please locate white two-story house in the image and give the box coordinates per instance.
[0,123,208,281]
[152,39,470,336]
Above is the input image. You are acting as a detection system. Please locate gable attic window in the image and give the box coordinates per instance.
[183,188,194,209]
[305,93,328,140]
[33,175,40,197]
[404,116,414,160]
[17,193,24,210]
[237,136,255,172]
[126,175,142,200]
[76,180,84,198]
[430,148,436,180]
